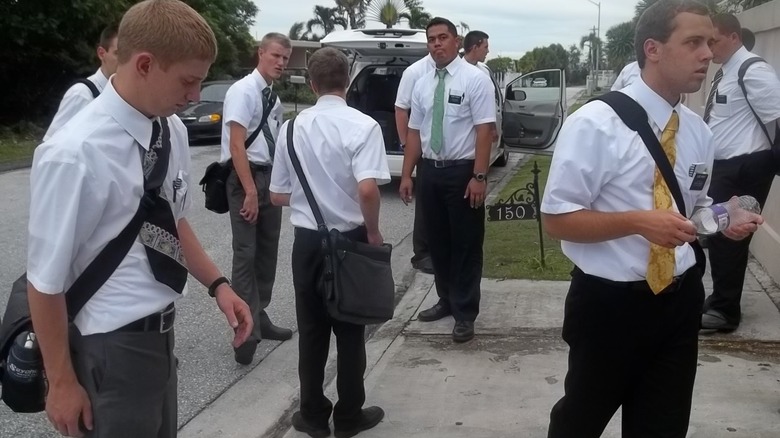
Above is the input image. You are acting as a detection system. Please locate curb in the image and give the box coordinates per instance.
[0,158,33,174]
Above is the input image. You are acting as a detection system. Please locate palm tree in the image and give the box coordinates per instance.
[288,22,308,41]
[400,7,432,29]
[335,0,368,29]
[367,0,408,29]
[456,21,470,35]
[605,21,635,71]
[307,5,348,37]
[580,32,602,70]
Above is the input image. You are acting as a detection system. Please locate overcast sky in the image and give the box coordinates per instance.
[249,0,639,59]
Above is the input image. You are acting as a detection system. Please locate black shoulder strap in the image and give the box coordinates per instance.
[590,91,688,217]
[737,57,774,145]
[245,91,277,149]
[64,118,169,317]
[285,117,328,234]
[73,78,100,99]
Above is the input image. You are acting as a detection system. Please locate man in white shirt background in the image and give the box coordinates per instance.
[701,13,780,332]
[270,47,390,438]
[462,30,491,77]
[610,60,640,91]
[27,1,252,436]
[395,53,435,275]
[221,32,293,365]
[43,24,119,141]
[399,17,496,343]
[541,1,761,436]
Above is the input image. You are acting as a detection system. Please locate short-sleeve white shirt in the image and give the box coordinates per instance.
[541,77,714,282]
[707,46,780,159]
[220,69,284,164]
[27,78,193,335]
[43,69,109,141]
[394,54,435,110]
[270,95,390,232]
[408,56,496,160]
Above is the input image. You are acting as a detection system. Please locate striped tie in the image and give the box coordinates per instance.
[703,68,723,124]
[262,87,278,160]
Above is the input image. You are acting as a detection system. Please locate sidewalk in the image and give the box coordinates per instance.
[181,254,780,438]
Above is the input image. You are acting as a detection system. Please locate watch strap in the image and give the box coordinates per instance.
[208,276,230,298]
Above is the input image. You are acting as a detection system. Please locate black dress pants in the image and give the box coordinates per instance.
[292,226,368,429]
[411,161,430,262]
[418,160,484,322]
[547,267,705,438]
[704,150,776,325]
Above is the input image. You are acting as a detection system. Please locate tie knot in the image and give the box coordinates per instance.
[714,68,723,80]
[436,69,447,79]
[263,87,272,98]
[665,111,679,133]
[150,118,162,148]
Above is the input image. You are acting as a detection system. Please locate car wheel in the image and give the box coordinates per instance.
[493,146,509,167]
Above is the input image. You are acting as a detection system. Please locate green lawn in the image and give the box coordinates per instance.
[0,136,38,164]
[483,155,573,280]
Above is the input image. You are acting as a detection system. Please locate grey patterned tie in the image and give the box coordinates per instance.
[139,118,188,294]
[262,87,278,160]
[703,68,724,124]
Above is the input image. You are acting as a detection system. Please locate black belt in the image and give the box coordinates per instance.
[422,158,474,168]
[249,162,272,173]
[115,303,175,333]
[573,267,694,295]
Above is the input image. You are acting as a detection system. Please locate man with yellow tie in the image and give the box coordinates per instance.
[540,1,761,437]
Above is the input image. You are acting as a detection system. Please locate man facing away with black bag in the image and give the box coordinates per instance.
[269,47,390,438]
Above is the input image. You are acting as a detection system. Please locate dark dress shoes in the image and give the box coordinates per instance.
[412,257,435,274]
[291,411,330,438]
[334,406,385,438]
[453,321,475,343]
[701,309,738,331]
[260,322,293,341]
[234,340,257,365]
[417,303,452,322]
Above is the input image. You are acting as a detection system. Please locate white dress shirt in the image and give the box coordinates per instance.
[611,61,640,91]
[408,56,496,160]
[707,46,780,160]
[270,95,390,232]
[475,61,492,78]
[394,54,435,110]
[220,69,284,164]
[541,77,714,282]
[43,69,109,141]
[28,78,192,335]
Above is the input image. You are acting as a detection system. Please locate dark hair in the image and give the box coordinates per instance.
[426,17,458,38]
[634,0,710,68]
[99,24,118,50]
[307,47,349,93]
[712,13,741,38]
[742,27,756,51]
[463,30,489,53]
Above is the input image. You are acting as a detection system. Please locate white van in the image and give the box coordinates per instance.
[320,28,567,176]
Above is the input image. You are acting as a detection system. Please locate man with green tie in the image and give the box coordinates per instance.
[399,17,496,343]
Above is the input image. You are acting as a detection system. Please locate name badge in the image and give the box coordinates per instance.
[715,93,727,104]
[448,89,464,105]
[688,163,708,191]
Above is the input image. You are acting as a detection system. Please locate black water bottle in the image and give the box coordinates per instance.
[1,331,46,413]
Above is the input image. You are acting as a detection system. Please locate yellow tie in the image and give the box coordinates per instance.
[646,111,679,294]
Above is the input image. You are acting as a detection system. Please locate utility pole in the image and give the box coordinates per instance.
[586,0,601,87]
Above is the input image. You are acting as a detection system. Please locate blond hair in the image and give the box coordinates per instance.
[117,0,217,67]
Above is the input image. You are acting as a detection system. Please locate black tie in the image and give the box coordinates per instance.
[262,87,278,160]
[703,68,724,124]
[139,118,188,294]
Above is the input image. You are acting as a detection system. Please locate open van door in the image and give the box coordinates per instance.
[501,68,566,155]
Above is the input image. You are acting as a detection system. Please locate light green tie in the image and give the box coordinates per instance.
[430,69,447,154]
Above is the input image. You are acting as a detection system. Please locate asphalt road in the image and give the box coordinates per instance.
[0,85,582,436]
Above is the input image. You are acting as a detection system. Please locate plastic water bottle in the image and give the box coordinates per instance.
[690,195,761,235]
[1,331,46,413]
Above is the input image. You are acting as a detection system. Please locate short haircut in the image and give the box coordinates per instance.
[98,24,118,50]
[426,17,458,38]
[116,0,217,67]
[742,27,756,51]
[260,32,292,50]
[307,47,349,94]
[634,0,710,68]
[463,31,489,53]
[712,13,742,38]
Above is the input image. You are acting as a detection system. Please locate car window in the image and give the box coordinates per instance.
[510,72,560,102]
[199,83,233,103]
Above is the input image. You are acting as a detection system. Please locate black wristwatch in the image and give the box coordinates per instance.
[473,172,487,182]
[208,276,231,298]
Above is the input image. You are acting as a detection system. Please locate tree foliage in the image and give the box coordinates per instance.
[605,21,636,71]
[367,0,408,28]
[486,57,515,73]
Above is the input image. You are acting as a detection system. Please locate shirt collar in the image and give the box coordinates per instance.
[102,78,157,150]
[252,69,271,91]
[433,55,464,78]
[626,75,681,132]
[722,46,752,75]
[315,95,347,106]
[93,68,109,91]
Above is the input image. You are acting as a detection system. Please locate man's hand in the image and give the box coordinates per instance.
[638,210,697,248]
[240,193,259,224]
[367,230,384,247]
[399,176,414,206]
[46,377,92,437]
[464,178,487,209]
[214,285,253,348]
[722,212,763,241]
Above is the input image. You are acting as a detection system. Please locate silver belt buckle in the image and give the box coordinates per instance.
[159,306,175,333]
[434,160,445,168]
